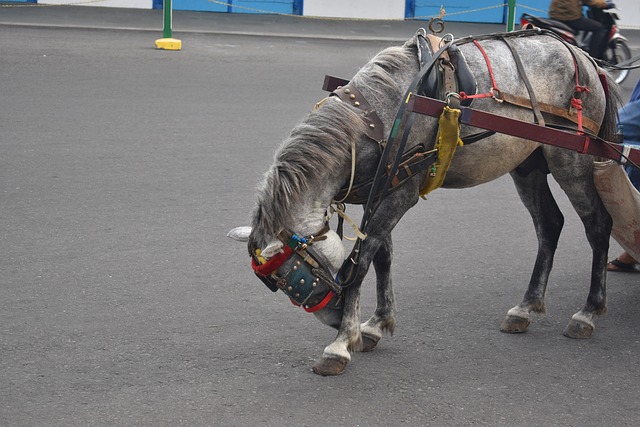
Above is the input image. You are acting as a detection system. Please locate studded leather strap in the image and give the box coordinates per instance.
[331,84,385,145]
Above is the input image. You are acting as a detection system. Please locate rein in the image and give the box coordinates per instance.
[361,34,455,227]
[336,34,456,287]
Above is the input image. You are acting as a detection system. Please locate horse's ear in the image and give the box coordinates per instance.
[227,226,252,242]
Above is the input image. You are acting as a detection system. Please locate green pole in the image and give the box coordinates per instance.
[163,0,172,39]
[155,0,181,50]
[506,0,517,31]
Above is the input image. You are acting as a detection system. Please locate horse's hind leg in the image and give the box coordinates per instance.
[549,159,611,339]
[360,234,396,352]
[562,209,610,338]
[501,167,564,333]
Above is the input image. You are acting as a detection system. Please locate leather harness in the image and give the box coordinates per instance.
[329,80,385,145]
[251,29,632,312]
[323,32,475,205]
[323,29,606,207]
[320,29,630,289]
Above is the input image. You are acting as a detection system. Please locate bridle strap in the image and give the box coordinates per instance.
[333,137,357,204]
[278,223,330,249]
[331,84,385,144]
[501,37,545,126]
[361,35,454,234]
[290,290,336,313]
[251,246,293,276]
[337,34,455,286]
[253,223,330,276]
[367,39,453,227]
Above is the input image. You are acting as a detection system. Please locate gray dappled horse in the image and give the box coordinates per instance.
[229,30,620,376]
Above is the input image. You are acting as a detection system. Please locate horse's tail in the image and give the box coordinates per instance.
[598,71,622,142]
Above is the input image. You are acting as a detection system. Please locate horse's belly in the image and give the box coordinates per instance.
[442,136,539,188]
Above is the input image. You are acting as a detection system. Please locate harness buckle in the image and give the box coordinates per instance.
[490,88,504,103]
[445,92,461,109]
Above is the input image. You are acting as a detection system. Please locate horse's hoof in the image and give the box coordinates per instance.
[312,357,348,376]
[563,318,594,339]
[500,315,530,334]
[360,333,380,352]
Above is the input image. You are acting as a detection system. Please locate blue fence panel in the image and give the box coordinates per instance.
[232,0,295,14]
[170,0,296,14]
[172,0,229,12]
[413,0,505,23]
[517,0,550,17]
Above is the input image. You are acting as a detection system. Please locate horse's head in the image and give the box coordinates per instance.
[227,224,346,328]
[226,38,427,329]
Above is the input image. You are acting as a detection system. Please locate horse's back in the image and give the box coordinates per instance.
[443,33,608,188]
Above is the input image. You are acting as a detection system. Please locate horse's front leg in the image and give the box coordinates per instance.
[311,283,361,376]
[312,188,418,376]
[360,234,396,352]
[501,168,564,333]
[312,247,376,376]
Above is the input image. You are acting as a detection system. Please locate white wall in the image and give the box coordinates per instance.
[303,0,405,20]
[616,0,640,30]
[39,0,153,8]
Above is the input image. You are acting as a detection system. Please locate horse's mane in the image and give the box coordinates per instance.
[250,39,418,247]
[351,39,418,104]
[250,100,367,246]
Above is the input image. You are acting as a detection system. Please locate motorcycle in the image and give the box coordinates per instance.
[520,7,632,84]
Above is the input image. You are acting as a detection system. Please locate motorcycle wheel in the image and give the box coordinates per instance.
[604,39,631,85]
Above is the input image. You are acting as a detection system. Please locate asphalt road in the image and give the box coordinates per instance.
[2,10,640,427]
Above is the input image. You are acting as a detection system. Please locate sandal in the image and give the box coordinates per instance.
[607,258,640,273]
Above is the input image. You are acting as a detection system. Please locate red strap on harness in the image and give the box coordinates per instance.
[581,135,591,154]
[569,53,590,134]
[290,290,336,313]
[251,246,293,276]
[459,37,593,137]
[460,40,501,102]
[571,96,584,133]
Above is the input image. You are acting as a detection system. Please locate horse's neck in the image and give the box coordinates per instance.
[291,199,330,236]
[258,185,332,235]
[353,53,419,136]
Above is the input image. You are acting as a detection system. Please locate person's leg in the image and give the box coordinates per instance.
[564,16,608,59]
[608,250,638,271]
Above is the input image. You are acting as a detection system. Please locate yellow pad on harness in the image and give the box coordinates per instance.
[420,106,464,196]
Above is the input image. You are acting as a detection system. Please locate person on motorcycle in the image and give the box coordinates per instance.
[549,0,615,59]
